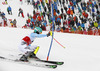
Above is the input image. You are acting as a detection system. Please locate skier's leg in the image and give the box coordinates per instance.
[34,46,40,55]
[20,51,33,61]
[20,55,28,61]
[18,43,33,61]
[29,45,40,58]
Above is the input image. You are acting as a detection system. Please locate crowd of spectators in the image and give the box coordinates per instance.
[0,0,100,36]
[22,0,100,35]
[22,0,82,30]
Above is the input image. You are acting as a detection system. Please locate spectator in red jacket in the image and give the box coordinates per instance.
[37,14,41,21]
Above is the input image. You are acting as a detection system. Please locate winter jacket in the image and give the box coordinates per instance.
[13,19,17,25]
[94,22,98,28]
[92,8,95,12]
[27,18,31,23]
[72,6,74,10]
[73,1,76,5]
[67,9,71,15]
[22,33,47,45]
[76,22,81,27]
[82,6,86,11]
[19,8,23,13]
[37,16,41,21]
[70,20,74,27]
[81,23,85,28]
[57,18,61,22]
[85,13,88,18]
[43,21,47,27]
[31,18,34,22]
[33,14,36,20]
[7,6,11,11]
[70,10,73,15]
[45,0,48,3]
[1,12,5,16]
[54,2,57,11]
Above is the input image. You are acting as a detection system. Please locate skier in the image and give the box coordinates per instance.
[18,27,52,61]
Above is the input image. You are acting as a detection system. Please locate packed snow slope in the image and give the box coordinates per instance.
[0,0,100,71]
[0,27,100,71]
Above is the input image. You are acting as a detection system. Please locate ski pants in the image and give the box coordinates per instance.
[18,40,39,54]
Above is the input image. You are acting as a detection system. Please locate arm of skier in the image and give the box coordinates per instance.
[36,34,47,38]
[30,31,52,38]
[30,33,47,38]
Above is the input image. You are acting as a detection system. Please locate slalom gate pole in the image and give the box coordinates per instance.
[47,1,54,61]
[53,38,65,48]
[47,34,54,61]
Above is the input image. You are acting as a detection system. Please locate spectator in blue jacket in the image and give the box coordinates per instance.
[76,21,81,27]
[73,1,76,7]
[72,5,75,13]
[43,20,47,27]
[82,5,86,11]
[1,12,5,19]
[92,8,95,13]
[7,6,12,15]
[81,22,85,30]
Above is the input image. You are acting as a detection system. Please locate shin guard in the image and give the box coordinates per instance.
[34,46,40,55]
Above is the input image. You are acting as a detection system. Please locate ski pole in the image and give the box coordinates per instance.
[53,38,65,48]
[47,2,54,61]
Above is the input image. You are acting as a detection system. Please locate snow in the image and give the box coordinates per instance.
[0,27,100,71]
[0,0,100,71]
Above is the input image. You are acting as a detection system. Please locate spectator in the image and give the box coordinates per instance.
[94,21,98,29]
[13,19,17,27]
[81,22,85,30]
[20,0,100,35]
[61,25,66,31]
[5,0,8,4]
[1,12,5,19]
[18,8,24,18]
[41,24,46,31]
[7,6,12,15]
[3,16,7,27]
[56,26,61,32]
[10,20,13,27]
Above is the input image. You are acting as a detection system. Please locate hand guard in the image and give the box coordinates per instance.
[47,31,52,37]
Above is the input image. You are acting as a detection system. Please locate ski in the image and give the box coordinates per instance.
[0,56,57,69]
[37,59,64,65]
[30,56,64,65]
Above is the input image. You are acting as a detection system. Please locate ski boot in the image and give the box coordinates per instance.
[20,55,28,62]
[29,52,36,58]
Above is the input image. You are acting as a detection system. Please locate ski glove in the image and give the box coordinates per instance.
[47,31,52,37]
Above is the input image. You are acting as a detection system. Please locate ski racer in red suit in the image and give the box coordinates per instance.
[18,27,52,61]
